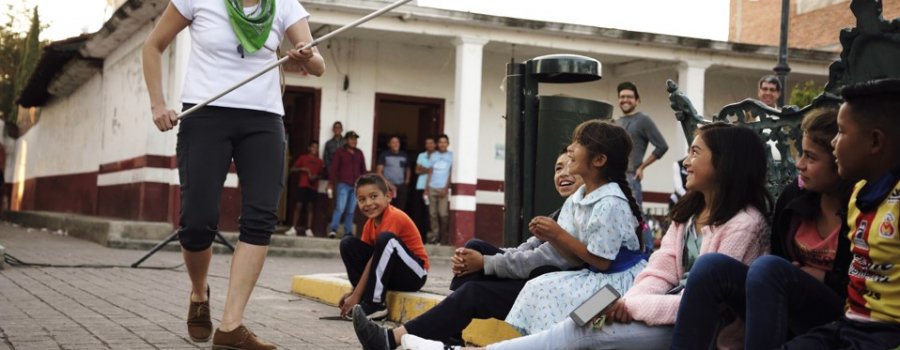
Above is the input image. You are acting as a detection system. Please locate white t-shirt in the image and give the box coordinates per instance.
[171,0,309,115]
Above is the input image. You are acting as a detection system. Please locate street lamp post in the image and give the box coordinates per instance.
[774,0,792,106]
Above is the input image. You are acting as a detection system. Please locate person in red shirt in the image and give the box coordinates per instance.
[338,173,429,320]
[286,141,324,237]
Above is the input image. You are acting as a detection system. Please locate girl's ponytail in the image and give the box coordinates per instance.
[612,174,644,249]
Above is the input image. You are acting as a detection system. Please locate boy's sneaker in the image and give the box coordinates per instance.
[285,227,297,236]
[352,305,390,350]
[304,229,314,237]
[359,301,388,320]
[327,231,337,238]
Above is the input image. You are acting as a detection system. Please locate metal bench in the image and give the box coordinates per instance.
[667,0,899,198]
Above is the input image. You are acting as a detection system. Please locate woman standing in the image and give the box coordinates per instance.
[142,0,324,348]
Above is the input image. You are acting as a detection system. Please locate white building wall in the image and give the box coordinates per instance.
[99,23,160,166]
[13,75,105,182]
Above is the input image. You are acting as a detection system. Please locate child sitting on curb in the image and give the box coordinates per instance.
[338,174,429,320]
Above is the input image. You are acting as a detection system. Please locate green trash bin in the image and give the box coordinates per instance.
[533,95,613,217]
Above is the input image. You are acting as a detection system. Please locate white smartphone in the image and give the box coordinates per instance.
[569,284,620,327]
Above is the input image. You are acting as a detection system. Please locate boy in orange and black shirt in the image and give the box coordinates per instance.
[338,174,429,321]
[783,78,900,349]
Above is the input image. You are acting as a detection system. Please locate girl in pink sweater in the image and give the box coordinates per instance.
[401,123,771,350]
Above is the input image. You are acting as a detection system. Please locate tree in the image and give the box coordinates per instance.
[789,80,825,108]
[0,5,25,123]
[0,5,42,125]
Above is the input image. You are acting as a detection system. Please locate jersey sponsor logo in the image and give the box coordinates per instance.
[854,219,870,251]
[848,255,891,283]
[880,213,896,239]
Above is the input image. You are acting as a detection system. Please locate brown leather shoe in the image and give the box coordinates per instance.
[187,286,212,342]
[212,325,276,350]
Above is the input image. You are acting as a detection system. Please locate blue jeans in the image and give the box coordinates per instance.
[670,254,843,350]
[329,182,356,236]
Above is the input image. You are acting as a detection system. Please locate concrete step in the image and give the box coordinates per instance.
[292,273,520,346]
[3,211,172,246]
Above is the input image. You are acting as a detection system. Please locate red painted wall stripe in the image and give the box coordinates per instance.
[99,155,236,174]
[451,183,477,196]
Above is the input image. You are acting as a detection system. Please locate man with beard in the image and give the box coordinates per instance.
[614,81,668,209]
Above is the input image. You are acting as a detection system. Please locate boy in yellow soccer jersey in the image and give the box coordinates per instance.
[782,78,900,349]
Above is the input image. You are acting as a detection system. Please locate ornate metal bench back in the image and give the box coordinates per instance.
[667,80,840,197]
[667,0,898,198]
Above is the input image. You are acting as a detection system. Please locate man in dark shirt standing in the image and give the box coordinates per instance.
[614,81,669,208]
[323,121,345,179]
[328,131,366,238]
[376,136,410,210]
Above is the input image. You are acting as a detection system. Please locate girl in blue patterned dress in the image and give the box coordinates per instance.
[504,120,647,335]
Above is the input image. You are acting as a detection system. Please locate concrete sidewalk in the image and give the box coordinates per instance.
[0,221,461,349]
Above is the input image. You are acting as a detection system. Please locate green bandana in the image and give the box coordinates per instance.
[224,0,275,54]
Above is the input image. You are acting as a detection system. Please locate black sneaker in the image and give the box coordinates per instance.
[352,305,390,350]
[359,301,389,320]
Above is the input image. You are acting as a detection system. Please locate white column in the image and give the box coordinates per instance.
[449,36,487,208]
[448,36,487,246]
[676,60,711,152]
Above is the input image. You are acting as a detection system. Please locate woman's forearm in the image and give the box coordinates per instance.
[142,44,167,108]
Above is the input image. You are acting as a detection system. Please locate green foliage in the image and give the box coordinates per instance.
[789,80,825,107]
[0,5,43,124]
[0,5,25,123]
[9,7,42,124]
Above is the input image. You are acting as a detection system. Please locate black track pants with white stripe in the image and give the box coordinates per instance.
[339,232,427,304]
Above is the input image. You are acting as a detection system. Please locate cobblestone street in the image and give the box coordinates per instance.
[0,223,373,349]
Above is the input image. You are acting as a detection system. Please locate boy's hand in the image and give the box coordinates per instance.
[339,292,360,317]
[529,216,563,241]
[451,248,484,276]
[338,292,351,308]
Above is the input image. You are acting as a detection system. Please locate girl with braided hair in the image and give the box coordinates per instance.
[499,120,648,335]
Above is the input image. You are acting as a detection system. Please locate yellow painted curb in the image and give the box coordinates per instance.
[291,273,520,346]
